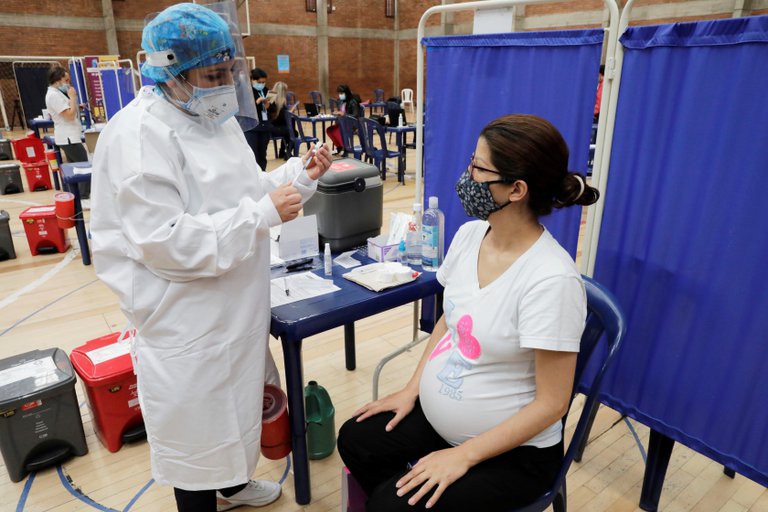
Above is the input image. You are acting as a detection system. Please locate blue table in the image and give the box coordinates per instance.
[29,118,54,139]
[270,258,443,504]
[60,162,92,265]
[297,115,336,143]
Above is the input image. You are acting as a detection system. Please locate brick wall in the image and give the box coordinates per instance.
[244,35,318,104]
[0,0,101,17]
[0,27,108,56]
[328,37,394,103]
[246,0,315,26]
[112,0,179,20]
[327,0,393,29]
[399,0,441,29]
[527,0,604,16]
[398,39,417,98]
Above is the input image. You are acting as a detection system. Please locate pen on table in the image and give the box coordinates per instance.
[283,277,290,296]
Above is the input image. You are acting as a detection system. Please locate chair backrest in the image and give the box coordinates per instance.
[284,111,309,141]
[373,88,384,102]
[508,275,626,512]
[309,90,324,112]
[357,117,378,159]
[337,115,359,155]
[400,88,414,103]
[329,98,340,113]
[286,91,298,112]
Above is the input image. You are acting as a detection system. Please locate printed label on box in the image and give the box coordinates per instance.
[0,357,57,388]
[86,342,131,365]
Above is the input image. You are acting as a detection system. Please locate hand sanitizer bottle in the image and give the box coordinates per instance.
[421,196,444,272]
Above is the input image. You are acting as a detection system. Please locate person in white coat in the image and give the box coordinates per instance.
[89,3,331,511]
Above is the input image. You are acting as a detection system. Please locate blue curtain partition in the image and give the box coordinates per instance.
[422,30,603,255]
[594,16,768,486]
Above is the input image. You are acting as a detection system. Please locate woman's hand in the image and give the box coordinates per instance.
[395,447,473,509]
[354,387,418,431]
[269,183,302,222]
[303,143,332,180]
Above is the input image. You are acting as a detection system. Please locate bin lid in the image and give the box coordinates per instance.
[0,163,20,170]
[19,205,56,219]
[0,210,9,222]
[0,348,75,407]
[317,158,380,187]
[70,332,134,384]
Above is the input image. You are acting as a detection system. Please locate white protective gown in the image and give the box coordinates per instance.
[90,86,317,490]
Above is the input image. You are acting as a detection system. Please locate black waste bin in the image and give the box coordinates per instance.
[0,348,88,482]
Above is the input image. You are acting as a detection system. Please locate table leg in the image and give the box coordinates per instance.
[344,323,356,371]
[65,181,91,265]
[396,132,405,184]
[639,429,675,511]
[281,336,311,505]
[51,171,61,191]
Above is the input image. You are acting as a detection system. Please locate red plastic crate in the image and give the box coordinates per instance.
[18,205,69,255]
[70,333,145,452]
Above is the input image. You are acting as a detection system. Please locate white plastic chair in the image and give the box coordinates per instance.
[400,88,414,115]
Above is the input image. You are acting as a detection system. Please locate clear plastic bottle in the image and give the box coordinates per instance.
[421,196,444,272]
[324,242,332,276]
[406,203,422,266]
[397,240,407,264]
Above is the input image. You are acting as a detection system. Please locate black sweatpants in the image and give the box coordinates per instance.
[337,399,563,512]
[173,483,247,512]
[244,128,271,171]
[60,141,90,198]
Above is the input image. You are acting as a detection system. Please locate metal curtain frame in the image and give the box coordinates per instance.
[193,0,252,37]
[68,57,92,119]
[583,0,636,276]
[415,0,621,279]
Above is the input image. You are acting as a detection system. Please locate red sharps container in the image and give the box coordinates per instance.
[69,332,145,452]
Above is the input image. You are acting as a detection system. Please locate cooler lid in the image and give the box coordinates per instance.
[19,205,56,219]
[0,348,75,407]
[70,332,133,384]
[317,158,380,187]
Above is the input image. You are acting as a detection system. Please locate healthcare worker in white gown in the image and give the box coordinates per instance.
[89,3,331,511]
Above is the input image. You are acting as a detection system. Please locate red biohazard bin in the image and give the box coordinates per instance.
[23,162,53,191]
[70,333,146,453]
[11,137,45,164]
[19,205,69,255]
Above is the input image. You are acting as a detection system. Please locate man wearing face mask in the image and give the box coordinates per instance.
[89,3,331,511]
[45,66,90,201]
[243,67,272,171]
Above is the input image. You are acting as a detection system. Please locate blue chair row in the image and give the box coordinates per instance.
[284,111,319,157]
[337,116,403,182]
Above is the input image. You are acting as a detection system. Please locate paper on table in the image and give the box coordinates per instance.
[270,271,340,307]
[279,215,319,262]
[333,250,361,269]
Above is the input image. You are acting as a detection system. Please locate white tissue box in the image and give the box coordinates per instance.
[367,234,398,262]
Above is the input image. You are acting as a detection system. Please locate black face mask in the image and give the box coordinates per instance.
[455,169,511,220]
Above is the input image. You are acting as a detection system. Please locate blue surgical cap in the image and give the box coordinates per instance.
[141,3,236,83]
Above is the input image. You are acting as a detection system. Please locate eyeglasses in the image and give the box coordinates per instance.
[468,154,510,182]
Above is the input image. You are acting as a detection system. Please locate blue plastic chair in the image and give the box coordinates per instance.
[359,117,402,182]
[506,275,627,512]
[337,115,363,160]
[370,88,386,115]
[286,91,299,113]
[328,98,340,113]
[284,111,319,157]
[309,90,326,114]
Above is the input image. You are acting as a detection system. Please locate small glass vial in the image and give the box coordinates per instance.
[324,243,332,276]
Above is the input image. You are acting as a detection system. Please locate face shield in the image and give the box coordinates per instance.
[141,1,257,130]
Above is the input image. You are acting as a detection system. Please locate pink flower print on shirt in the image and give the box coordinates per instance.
[429,332,452,361]
[456,314,481,360]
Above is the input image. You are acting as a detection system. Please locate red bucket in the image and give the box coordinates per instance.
[45,149,59,172]
[261,384,291,460]
[54,192,75,229]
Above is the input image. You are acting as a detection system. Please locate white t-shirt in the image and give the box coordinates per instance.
[45,86,83,146]
[419,220,586,448]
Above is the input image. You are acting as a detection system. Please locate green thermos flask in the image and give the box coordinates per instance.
[305,380,336,459]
